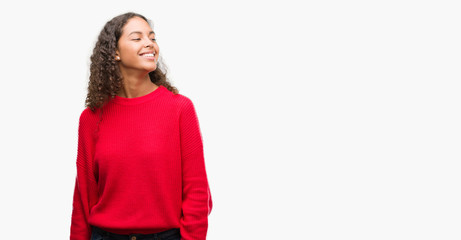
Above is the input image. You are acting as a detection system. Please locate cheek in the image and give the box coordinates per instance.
[120,44,138,58]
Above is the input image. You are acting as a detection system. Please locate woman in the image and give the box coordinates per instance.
[70,12,213,240]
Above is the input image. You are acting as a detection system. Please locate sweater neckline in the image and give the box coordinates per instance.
[112,85,164,105]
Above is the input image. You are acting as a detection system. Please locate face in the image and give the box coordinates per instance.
[115,17,159,74]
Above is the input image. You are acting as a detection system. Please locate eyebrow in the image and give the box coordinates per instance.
[128,31,155,36]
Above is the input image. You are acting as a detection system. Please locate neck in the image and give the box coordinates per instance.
[117,70,158,98]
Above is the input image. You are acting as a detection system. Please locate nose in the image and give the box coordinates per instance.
[144,38,154,48]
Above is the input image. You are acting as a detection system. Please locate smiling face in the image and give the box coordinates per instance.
[115,17,159,75]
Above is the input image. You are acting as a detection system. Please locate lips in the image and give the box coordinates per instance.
[141,53,155,57]
[139,52,156,61]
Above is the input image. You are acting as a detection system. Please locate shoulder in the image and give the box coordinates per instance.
[162,86,192,103]
[176,94,196,115]
[78,107,101,136]
[79,107,100,124]
[162,87,196,111]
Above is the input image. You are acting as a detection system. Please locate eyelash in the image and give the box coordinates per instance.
[133,38,156,42]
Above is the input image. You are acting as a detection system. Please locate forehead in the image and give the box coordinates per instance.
[122,17,153,35]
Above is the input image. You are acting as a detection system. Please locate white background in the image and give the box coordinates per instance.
[0,0,460,239]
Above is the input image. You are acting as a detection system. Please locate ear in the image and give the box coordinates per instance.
[115,49,121,61]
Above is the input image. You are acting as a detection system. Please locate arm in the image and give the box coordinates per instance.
[179,98,213,240]
[70,109,99,240]
[70,178,91,240]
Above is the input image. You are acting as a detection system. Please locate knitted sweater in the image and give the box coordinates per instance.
[70,85,212,240]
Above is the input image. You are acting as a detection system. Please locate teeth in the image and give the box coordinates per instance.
[142,53,155,57]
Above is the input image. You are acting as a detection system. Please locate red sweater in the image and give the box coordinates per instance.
[70,85,212,240]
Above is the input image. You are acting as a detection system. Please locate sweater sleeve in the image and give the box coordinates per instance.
[179,97,213,240]
[70,108,99,240]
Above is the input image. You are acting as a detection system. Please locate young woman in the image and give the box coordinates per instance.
[70,12,213,240]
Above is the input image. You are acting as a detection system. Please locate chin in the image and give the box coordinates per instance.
[144,64,157,73]
[148,66,157,72]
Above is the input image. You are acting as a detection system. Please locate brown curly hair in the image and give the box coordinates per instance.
[85,12,179,112]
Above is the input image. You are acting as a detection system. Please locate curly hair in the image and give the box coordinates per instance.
[85,12,179,112]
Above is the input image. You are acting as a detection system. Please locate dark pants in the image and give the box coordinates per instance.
[90,226,181,240]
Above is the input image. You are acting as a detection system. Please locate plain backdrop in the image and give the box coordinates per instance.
[0,0,460,239]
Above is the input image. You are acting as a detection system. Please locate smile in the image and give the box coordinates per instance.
[139,52,156,61]
[141,53,155,57]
